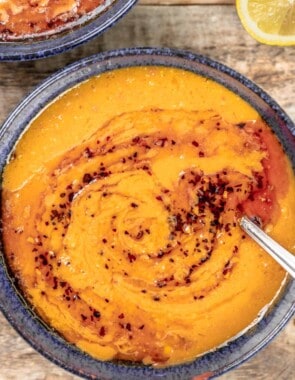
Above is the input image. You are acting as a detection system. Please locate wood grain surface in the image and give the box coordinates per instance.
[0,2,294,380]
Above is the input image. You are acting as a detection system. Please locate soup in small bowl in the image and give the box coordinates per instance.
[0,48,294,379]
[0,0,137,60]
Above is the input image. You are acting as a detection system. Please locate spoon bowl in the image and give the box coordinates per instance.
[240,216,295,279]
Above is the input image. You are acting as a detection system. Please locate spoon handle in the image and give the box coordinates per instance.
[240,216,295,279]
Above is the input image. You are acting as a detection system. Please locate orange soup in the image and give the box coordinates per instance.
[2,66,295,367]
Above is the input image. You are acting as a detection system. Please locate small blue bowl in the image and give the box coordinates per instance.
[0,0,137,61]
[0,48,294,379]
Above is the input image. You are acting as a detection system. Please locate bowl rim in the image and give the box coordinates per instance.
[0,47,294,380]
[0,0,137,61]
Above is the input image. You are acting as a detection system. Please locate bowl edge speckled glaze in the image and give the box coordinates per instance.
[0,48,294,380]
[0,0,137,61]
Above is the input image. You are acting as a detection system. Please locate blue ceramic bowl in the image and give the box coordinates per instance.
[0,0,137,61]
[0,48,294,379]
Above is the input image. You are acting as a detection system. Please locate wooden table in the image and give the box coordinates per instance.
[0,1,294,379]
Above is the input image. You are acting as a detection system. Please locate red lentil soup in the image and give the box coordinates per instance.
[2,66,295,367]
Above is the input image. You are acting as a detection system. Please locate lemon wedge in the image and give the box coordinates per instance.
[236,0,295,46]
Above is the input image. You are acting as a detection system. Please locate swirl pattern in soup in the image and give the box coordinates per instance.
[2,67,295,367]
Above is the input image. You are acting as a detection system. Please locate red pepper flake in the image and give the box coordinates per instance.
[194,295,205,300]
[138,324,145,330]
[153,296,160,302]
[102,238,107,244]
[68,192,75,202]
[118,313,125,319]
[108,146,116,154]
[99,326,106,337]
[130,202,138,208]
[155,195,163,201]
[93,310,101,318]
[81,314,87,321]
[199,151,205,157]
[156,280,167,288]
[135,231,144,240]
[128,253,136,263]
[256,175,264,189]
[157,251,164,258]
[201,254,210,264]
[53,276,58,290]
[155,138,168,147]
[39,254,48,266]
[99,171,110,178]
[192,140,199,148]
[126,323,132,331]
[60,192,66,198]
[224,223,231,232]
[223,267,231,276]
[84,147,94,158]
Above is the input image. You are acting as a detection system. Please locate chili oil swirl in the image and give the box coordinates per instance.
[2,109,290,366]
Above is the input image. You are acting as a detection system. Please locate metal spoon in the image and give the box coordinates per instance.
[240,216,295,279]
